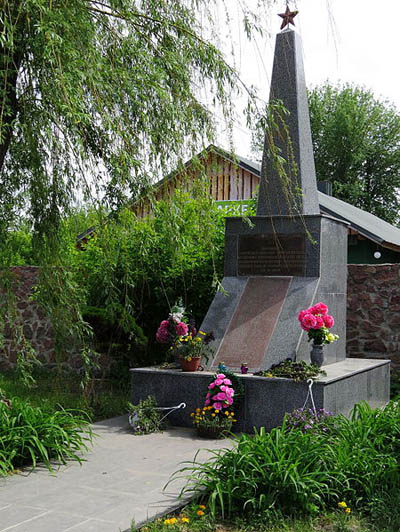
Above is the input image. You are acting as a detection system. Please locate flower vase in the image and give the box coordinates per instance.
[179,357,201,372]
[310,344,324,367]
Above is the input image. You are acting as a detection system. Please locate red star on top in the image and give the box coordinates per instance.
[278,5,299,30]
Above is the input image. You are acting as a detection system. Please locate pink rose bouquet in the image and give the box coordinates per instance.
[298,302,339,345]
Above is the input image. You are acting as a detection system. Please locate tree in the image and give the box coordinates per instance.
[1,1,239,228]
[308,83,400,224]
[0,0,272,378]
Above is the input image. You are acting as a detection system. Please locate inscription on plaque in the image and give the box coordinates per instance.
[238,234,305,276]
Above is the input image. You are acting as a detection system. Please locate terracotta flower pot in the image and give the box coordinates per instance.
[179,356,201,372]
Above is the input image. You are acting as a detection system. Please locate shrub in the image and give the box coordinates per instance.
[175,401,400,520]
[0,397,93,476]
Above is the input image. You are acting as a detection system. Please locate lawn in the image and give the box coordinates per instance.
[136,506,375,532]
[0,369,130,422]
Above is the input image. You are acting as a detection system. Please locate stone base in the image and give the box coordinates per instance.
[130,358,390,433]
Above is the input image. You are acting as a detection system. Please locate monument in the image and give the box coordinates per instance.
[131,11,389,432]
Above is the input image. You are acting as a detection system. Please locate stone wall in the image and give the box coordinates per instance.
[0,266,55,370]
[347,264,400,369]
[2,264,400,372]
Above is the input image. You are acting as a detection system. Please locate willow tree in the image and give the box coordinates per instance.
[0,0,274,378]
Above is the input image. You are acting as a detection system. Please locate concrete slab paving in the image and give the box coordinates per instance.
[0,415,234,532]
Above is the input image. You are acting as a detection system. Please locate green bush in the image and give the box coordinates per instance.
[175,401,400,522]
[0,396,93,476]
[68,192,234,369]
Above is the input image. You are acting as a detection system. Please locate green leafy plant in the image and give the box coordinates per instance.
[172,400,400,522]
[309,83,400,224]
[0,397,93,476]
[175,331,214,363]
[255,359,326,383]
[127,395,164,435]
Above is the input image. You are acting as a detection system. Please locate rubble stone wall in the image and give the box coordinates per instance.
[0,266,55,370]
[2,264,400,372]
[347,264,400,370]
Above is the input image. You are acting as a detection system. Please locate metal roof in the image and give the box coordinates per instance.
[318,192,400,250]
[76,145,400,251]
[232,149,400,251]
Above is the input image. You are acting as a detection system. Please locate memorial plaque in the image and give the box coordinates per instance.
[238,234,305,276]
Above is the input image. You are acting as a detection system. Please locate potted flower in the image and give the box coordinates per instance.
[155,300,191,366]
[176,330,214,372]
[190,373,237,437]
[191,405,237,438]
[298,302,339,366]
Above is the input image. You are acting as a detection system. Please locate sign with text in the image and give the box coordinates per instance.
[238,234,305,276]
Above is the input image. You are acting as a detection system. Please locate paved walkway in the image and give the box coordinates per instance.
[0,416,234,532]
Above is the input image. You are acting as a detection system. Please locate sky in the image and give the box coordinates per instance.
[215,0,400,158]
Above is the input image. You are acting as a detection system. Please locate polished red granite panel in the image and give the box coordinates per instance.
[214,277,291,368]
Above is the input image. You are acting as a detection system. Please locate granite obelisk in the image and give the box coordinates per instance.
[200,26,349,371]
[257,29,319,217]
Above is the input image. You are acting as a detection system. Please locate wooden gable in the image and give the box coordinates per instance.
[134,147,260,217]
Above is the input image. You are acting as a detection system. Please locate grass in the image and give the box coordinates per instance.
[0,397,93,475]
[0,368,129,475]
[135,503,375,532]
[0,369,130,422]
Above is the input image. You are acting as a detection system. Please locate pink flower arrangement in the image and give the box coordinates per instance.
[155,316,192,346]
[298,302,339,345]
[175,322,188,336]
[205,373,235,410]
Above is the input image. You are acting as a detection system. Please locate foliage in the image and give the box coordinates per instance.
[0,396,92,476]
[176,331,214,363]
[1,0,243,209]
[0,225,34,266]
[0,369,130,421]
[127,395,164,435]
[70,193,229,368]
[308,83,400,224]
[255,359,326,383]
[0,0,271,380]
[137,507,373,532]
[174,401,400,523]
[286,408,335,434]
[390,369,400,399]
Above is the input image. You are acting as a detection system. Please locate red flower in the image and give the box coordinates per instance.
[323,314,334,328]
[300,313,318,331]
[309,302,328,316]
[176,322,188,336]
[298,309,309,322]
